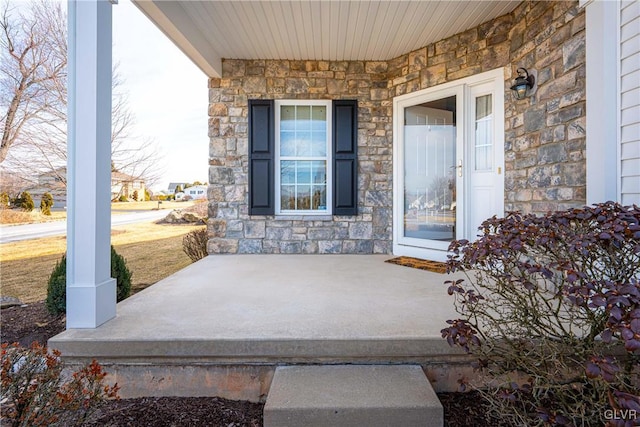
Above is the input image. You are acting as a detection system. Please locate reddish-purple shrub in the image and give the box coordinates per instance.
[1,342,119,426]
[442,202,640,426]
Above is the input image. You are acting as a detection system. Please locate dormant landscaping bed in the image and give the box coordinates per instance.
[1,302,506,427]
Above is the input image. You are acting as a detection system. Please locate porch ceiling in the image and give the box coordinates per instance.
[132,0,520,78]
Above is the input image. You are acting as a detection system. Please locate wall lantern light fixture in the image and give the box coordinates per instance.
[510,67,536,100]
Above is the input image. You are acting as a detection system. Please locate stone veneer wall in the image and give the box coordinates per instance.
[208,60,391,254]
[207,0,585,254]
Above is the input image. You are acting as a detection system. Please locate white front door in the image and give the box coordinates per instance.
[393,68,505,261]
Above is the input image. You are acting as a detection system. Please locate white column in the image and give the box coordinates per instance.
[582,0,620,204]
[66,0,116,328]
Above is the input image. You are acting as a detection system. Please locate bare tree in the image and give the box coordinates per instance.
[0,168,30,197]
[0,0,163,188]
[0,0,66,163]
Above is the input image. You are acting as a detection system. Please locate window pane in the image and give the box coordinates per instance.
[296,185,311,209]
[281,131,295,156]
[312,185,327,210]
[476,95,492,120]
[311,131,327,156]
[403,97,456,242]
[281,106,295,131]
[296,161,312,184]
[281,161,295,184]
[311,106,326,131]
[312,161,326,183]
[280,160,328,212]
[281,185,295,210]
[475,95,493,171]
[296,106,311,130]
[295,132,312,156]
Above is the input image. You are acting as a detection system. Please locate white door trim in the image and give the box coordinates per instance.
[392,68,505,261]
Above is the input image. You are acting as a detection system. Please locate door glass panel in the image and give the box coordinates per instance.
[475,95,493,171]
[404,96,456,242]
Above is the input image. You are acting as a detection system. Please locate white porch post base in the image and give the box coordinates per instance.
[66,279,117,328]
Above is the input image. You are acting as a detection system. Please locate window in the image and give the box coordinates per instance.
[474,94,493,171]
[248,99,358,216]
[276,101,331,214]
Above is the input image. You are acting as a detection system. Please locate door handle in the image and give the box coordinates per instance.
[456,160,462,177]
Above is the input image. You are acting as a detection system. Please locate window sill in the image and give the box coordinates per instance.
[247,214,334,221]
[275,214,333,221]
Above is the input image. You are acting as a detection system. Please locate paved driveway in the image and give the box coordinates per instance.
[0,210,169,243]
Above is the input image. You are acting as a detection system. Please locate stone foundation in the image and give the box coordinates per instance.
[68,359,476,402]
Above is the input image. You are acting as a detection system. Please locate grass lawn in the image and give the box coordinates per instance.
[0,222,204,303]
[110,200,196,212]
[0,209,67,225]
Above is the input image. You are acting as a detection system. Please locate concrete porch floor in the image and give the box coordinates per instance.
[49,255,470,400]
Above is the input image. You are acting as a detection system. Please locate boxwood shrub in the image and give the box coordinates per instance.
[46,246,132,315]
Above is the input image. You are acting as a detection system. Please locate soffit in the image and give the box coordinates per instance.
[132,1,521,77]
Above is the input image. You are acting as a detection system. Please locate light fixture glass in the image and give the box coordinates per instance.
[510,68,535,100]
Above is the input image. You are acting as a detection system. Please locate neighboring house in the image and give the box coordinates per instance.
[167,182,191,195]
[183,185,207,200]
[24,168,146,208]
[26,169,67,210]
[130,0,639,261]
[111,171,146,201]
[64,0,639,327]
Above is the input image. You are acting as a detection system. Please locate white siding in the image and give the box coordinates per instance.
[620,1,640,205]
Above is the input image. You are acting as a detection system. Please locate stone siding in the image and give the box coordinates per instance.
[208,60,391,254]
[208,0,585,254]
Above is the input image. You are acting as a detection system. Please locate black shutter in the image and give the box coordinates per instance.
[248,100,274,215]
[332,100,358,216]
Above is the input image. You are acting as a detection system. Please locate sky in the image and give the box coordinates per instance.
[111,0,209,192]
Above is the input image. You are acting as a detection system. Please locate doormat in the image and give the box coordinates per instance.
[385,256,448,274]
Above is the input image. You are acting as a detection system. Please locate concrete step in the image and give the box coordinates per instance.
[264,365,443,427]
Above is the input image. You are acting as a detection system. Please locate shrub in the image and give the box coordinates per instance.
[14,192,34,211]
[132,190,138,201]
[46,247,132,315]
[118,195,127,202]
[144,189,151,201]
[182,227,208,262]
[1,342,119,426]
[40,192,54,215]
[45,254,67,315]
[441,202,640,426]
[111,246,132,302]
[0,192,9,208]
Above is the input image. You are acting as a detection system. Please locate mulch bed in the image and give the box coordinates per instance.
[0,301,66,347]
[81,396,262,427]
[385,256,448,274]
[1,301,504,427]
